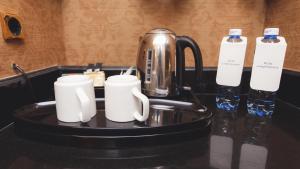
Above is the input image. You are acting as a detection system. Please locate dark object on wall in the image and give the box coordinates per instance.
[6,16,21,36]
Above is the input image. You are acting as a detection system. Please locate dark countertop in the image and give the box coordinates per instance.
[0,95,299,169]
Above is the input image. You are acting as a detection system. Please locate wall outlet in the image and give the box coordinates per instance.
[0,10,24,40]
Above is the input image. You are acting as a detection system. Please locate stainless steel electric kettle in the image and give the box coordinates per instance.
[136,28,203,97]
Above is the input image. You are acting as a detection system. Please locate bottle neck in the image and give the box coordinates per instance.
[262,35,280,43]
[227,35,242,42]
[229,35,241,39]
[263,35,278,40]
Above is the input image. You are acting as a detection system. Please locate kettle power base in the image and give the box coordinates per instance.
[14,98,212,148]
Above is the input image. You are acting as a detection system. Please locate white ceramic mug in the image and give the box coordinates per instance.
[104,75,149,122]
[54,75,96,122]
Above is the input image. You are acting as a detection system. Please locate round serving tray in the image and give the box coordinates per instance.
[14,98,212,148]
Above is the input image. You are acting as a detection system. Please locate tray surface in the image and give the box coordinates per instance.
[14,98,212,147]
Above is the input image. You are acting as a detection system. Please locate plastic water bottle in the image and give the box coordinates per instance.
[216,86,240,111]
[247,90,276,117]
[216,29,245,111]
[247,28,281,117]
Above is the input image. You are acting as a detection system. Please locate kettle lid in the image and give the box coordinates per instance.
[147,28,175,34]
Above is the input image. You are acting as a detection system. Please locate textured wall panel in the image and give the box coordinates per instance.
[0,0,64,78]
[62,0,266,67]
[2,0,297,78]
[265,0,300,71]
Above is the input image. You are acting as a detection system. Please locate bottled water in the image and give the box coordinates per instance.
[216,29,245,111]
[247,89,275,117]
[216,85,240,111]
[247,28,281,117]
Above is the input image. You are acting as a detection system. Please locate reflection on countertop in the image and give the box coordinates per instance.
[0,95,299,169]
[209,108,270,169]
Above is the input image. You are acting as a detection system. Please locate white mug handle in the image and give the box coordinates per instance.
[131,87,149,122]
[76,88,91,122]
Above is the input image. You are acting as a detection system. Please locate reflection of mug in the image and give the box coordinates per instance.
[54,75,96,122]
[105,119,136,128]
[104,75,149,122]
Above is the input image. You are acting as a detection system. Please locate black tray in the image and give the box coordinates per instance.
[14,98,212,148]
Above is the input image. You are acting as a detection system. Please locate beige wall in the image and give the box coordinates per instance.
[0,0,299,79]
[265,0,300,71]
[61,0,266,67]
[0,0,64,78]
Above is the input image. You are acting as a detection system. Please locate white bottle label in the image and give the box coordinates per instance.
[250,37,287,92]
[216,36,247,87]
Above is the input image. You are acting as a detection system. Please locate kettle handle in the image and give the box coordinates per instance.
[176,36,203,91]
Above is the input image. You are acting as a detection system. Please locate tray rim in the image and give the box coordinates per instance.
[14,98,213,136]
